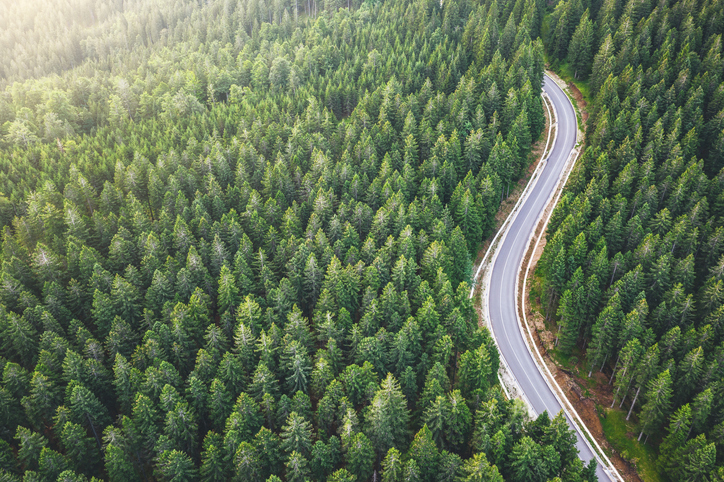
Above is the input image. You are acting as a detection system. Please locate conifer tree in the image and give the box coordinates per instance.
[658,404,692,472]
[156,450,197,482]
[587,293,623,377]
[638,369,673,442]
[365,373,411,456]
[460,452,503,482]
[567,10,594,79]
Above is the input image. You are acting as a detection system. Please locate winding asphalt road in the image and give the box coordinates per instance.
[487,75,614,481]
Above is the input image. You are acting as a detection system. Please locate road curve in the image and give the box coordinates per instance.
[487,75,614,481]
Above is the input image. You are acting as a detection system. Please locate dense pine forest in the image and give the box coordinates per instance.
[539,0,724,479]
[0,0,603,481]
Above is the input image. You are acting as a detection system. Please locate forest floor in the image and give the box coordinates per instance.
[518,72,662,482]
[546,61,593,118]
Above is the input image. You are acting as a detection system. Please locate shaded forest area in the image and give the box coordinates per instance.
[539,0,724,479]
[0,0,601,481]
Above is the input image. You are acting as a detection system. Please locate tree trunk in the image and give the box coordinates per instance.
[609,354,620,385]
[619,374,634,408]
[612,367,628,407]
[638,430,644,441]
[626,386,641,421]
[609,264,618,287]
[546,292,558,322]
[86,413,102,451]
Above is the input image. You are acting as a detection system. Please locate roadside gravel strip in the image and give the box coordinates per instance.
[470,91,557,420]
[471,75,623,482]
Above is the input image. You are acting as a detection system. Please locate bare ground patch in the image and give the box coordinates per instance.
[545,69,588,134]
[567,82,589,124]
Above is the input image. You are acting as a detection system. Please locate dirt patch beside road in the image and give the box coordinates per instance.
[520,176,643,482]
[545,69,588,134]
[567,82,589,123]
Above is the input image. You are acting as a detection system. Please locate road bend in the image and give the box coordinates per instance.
[487,75,615,482]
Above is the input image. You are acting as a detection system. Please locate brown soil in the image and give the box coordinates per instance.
[518,170,643,481]
[567,81,589,124]
[545,69,589,130]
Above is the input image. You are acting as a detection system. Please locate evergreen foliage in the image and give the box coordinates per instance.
[0,0,597,480]
[542,0,724,478]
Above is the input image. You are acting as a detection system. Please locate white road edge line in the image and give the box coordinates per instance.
[517,80,623,481]
[470,74,623,481]
[469,86,558,413]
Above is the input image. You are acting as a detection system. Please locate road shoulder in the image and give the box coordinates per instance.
[470,84,557,419]
[520,73,641,481]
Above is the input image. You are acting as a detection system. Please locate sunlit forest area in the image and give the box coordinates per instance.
[0,0,605,481]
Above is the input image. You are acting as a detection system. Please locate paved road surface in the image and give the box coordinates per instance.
[487,75,614,481]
